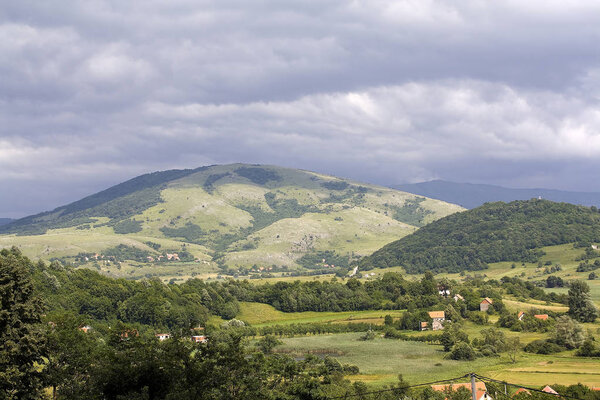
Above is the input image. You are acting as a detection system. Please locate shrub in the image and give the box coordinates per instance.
[448,342,476,360]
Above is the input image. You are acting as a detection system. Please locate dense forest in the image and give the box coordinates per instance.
[360,200,600,273]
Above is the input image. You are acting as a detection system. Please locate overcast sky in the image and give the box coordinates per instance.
[2,1,600,217]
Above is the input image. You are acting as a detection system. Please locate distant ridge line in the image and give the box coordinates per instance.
[394,180,600,209]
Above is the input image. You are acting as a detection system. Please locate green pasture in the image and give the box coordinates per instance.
[276,332,600,387]
[235,302,404,326]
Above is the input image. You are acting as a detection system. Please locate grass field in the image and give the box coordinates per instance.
[276,333,600,387]
[236,302,404,326]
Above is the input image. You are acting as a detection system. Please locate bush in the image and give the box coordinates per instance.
[359,329,376,341]
[448,342,476,360]
[524,339,565,354]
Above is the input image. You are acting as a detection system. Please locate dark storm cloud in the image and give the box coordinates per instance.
[1,1,600,216]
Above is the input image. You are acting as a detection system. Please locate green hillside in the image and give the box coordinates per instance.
[0,164,462,278]
[360,199,600,274]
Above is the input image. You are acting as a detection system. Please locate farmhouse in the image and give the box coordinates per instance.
[518,311,525,321]
[534,314,549,321]
[438,285,450,297]
[155,333,171,341]
[480,297,493,312]
[191,335,208,343]
[432,381,493,400]
[421,311,445,331]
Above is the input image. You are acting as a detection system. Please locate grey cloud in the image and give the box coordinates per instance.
[1,1,600,216]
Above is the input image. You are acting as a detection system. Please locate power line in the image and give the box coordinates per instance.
[326,374,470,399]
[326,372,586,400]
[473,373,582,400]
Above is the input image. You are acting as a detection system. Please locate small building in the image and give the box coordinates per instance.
[155,333,171,341]
[438,285,450,297]
[513,388,531,397]
[534,314,549,321]
[453,294,464,302]
[79,325,92,333]
[542,386,558,395]
[429,311,445,331]
[517,311,525,321]
[480,298,493,312]
[432,382,492,400]
[421,311,445,331]
[120,329,139,339]
[191,335,208,343]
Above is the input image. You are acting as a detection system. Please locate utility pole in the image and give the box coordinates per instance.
[470,373,478,400]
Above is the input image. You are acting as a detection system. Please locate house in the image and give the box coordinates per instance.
[453,294,464,302]
[542,386,558,395]
[79,325,92,333]
[429,311,445,331]
[480,298,493,312]
[534,314,549,321]
[166,253,180,261]
[518,311,525,321]
[421,311,445,331]
[155,333,171,341]
[513,388,531,396]
[191,335,208,343]
[431,382,492,400]
[120,329,139,340]
[438,285,451,297]
[592,245,598,250]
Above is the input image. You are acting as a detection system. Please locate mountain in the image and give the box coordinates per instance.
[359,199,600,274]
[0,218,14,226]
[0,164,463,277]
[394,180,600,209]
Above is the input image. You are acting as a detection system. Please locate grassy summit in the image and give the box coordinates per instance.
[360,199,600,274]
[0,164,462,276]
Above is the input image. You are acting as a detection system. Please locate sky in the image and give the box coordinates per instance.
[2,1,600,218]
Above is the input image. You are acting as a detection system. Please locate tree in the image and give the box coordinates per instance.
[448,342,475,361]
[0,247,47,399]
[384,314,394,326]
[256,335,282,354]
[44,313,98,399]
[576,338,598,357]
[567,280,598,322]
[553,316,585,349]
[440,324,469,352]
[505,337,521,363]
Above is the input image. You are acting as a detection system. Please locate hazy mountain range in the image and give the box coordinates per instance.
[394,180,600,209]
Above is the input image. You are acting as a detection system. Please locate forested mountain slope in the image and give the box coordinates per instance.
[0,164,462,273]
[360,200,600,273]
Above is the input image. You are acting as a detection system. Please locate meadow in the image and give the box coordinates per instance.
[275,333,600,388]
